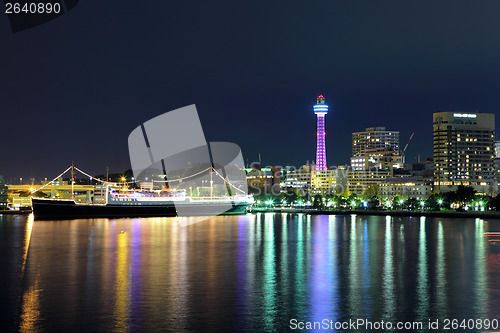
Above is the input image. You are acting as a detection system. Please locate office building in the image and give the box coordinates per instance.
[246,165,281,194]
[379,177,432,200]
[311,166,349,195]
[348,169,392,196]
[285,164,314,193]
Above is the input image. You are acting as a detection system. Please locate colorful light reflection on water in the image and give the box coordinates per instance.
[1,213,500,332]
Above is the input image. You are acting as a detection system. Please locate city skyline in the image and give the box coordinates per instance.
[3,3,500,332]
[1,106,497,184]
[1,1,500,180]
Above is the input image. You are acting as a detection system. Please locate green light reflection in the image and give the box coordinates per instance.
[416,216,429,321]
[382,215,395,320]
[473,219,487,315]
[262,213,277,331]
[435,221,448,318]
[347,214,359,317]
[294,214,307,321]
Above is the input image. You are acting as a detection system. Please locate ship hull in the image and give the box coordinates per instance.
[31,198,251,220]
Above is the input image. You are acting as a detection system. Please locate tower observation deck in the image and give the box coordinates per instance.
[313,95,329,171]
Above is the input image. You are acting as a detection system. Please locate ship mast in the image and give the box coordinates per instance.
[210,163,213,199]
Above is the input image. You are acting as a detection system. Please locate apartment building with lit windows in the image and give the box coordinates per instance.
[433,112,496,194]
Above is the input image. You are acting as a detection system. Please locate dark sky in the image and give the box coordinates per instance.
[1,1,500,183]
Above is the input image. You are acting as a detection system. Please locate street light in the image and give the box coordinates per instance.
[385,200,392,210]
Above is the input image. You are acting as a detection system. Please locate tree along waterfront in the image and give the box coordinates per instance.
[253,185,500,213]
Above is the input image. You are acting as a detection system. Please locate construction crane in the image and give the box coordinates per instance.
[402,131,415,164]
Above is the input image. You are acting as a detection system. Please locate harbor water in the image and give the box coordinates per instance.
[1,213,500,332]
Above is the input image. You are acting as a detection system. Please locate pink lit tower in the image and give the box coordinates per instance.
[314,95,329,171]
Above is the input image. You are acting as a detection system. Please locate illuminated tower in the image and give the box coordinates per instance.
[314,95,329,171]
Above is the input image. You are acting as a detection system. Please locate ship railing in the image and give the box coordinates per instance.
[188,195,254,203]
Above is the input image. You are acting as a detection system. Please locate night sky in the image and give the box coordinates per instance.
[1,1,500,183]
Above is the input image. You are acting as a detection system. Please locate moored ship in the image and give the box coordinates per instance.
[31,105,254,220]
[31,187,253,220]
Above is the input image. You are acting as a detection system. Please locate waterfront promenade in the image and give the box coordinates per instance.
[250,207,500,219]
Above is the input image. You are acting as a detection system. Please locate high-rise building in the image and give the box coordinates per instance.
[352,127,399,157]
[348,127,400,195]
[314,95,329,171]
[433,112,496,193]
